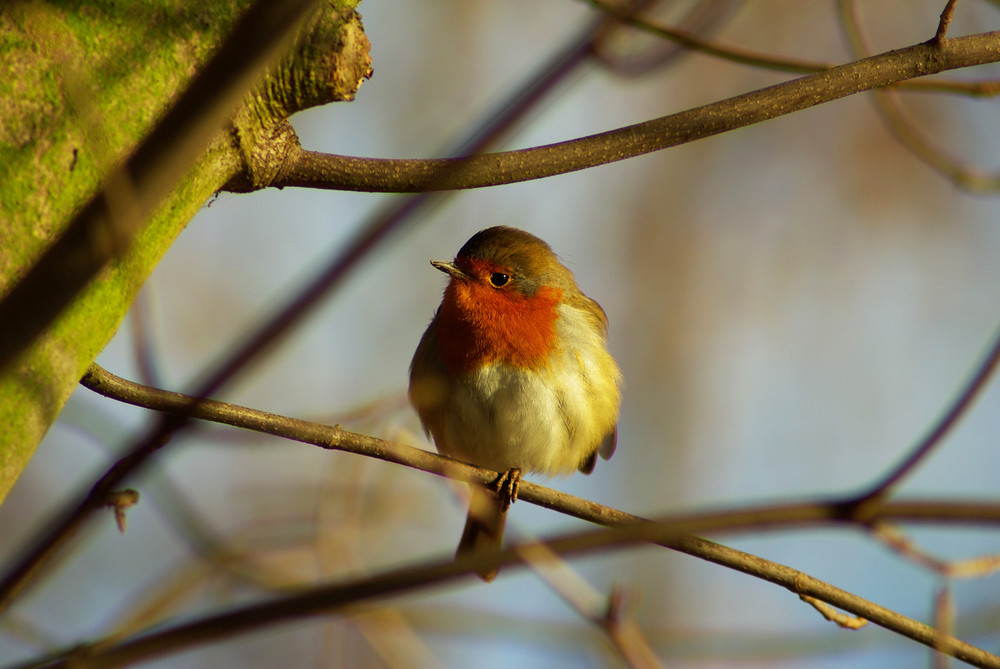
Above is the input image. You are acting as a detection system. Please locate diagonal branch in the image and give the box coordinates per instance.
[270,31,1000,193]
[859,322,1000,503]
[77,363,1000,535]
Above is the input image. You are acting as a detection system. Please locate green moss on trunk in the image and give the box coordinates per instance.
[0,0,370,503]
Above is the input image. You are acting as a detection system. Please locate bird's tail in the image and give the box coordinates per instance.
[457,485,506,582]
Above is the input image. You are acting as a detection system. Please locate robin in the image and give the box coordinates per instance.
[409,226,622,581]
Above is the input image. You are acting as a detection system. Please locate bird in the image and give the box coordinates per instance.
[409,226,622,581]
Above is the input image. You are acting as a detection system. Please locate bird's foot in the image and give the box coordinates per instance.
[493,468,521,512]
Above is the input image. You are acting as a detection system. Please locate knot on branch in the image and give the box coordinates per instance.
[279,4,373,112]
[256,4,372,118]
[224,4,372,192]
[227,117,302,191]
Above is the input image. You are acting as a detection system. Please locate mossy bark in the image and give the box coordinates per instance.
[0,0,371,503]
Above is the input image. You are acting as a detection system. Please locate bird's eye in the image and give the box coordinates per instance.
[489,272,510,287]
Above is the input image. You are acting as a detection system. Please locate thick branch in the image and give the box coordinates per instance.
[272,31,1000,192]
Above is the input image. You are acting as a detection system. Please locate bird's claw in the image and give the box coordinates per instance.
[493,468,521,512]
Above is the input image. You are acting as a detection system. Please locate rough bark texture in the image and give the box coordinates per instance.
[0,0,372,503]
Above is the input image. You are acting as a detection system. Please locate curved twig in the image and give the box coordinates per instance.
[858,322,1000,503]
[584,0,999,95]
[837,1,1000,191]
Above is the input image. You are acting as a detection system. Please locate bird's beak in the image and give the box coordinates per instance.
[430,260,469,280]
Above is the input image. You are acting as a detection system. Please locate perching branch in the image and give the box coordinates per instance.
[268,31,1000,193]
[59,363,1000,668]
[75,364,1000,531]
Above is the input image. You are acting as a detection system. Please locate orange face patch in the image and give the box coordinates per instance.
[435,259,562,373]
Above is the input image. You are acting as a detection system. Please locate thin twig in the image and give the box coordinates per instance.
[935,584,957,669]
[837,1,1000,192]
[871,524,1000,579]
[513,541,665,668]
[859,321,1000,502]
[590,0,743,76]
[936,0,961,43]
[584,0,830,74]
[585,0,998,92]
[128,291,161,388]
[798,594,869,630]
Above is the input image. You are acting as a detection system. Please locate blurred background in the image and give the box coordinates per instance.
[3,1,1000,667]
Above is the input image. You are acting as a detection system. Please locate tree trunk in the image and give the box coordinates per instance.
[0,0,372,503]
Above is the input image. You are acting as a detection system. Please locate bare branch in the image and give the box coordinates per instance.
[78,363,1000,529]
[15,489,1000,668]
[603,585,665,669]
[584,0,831,74]
[872,524,1000,579]
[514,541,665,668]
[588,0,1000,95]
[271,31,1000,193]
[935,585,957,669]
[936,0,962,43]
[589,0,742,76]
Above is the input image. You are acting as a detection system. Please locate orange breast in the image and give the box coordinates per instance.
[436,280,562,373]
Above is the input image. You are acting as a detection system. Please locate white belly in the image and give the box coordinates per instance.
[412,300,622,476]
